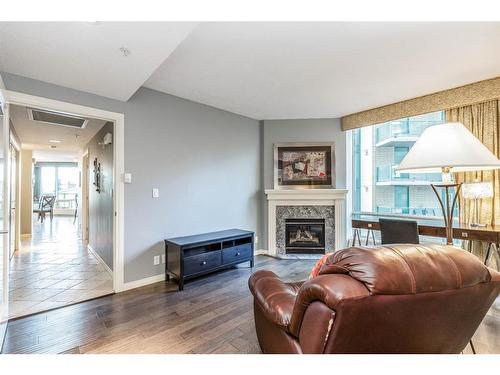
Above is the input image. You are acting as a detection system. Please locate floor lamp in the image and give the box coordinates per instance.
[395,122,500,245]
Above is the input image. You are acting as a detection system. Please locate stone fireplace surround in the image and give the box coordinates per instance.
[265,189,348,259]
[278,206,334,255]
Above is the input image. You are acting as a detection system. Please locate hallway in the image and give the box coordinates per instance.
[8,216,113,319]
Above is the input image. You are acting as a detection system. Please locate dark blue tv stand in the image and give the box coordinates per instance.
[164,229,254,291]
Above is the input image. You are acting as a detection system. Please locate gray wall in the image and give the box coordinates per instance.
[87,122,114,270]
[261,119,346,249]
[2,72,261,283]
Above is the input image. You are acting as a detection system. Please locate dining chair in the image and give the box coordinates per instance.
[33,195,56,223]
[379,218,420,245]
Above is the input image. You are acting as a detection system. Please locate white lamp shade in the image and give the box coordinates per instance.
[395,122,500,173]
[461,182,494,199]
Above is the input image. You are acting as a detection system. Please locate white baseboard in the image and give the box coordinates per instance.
[122,250,268,292]
[123,273,165,292]
[87,244,113,276]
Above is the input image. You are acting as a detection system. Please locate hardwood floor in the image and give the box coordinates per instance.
[2,255,314,354]
[2,255,499,354]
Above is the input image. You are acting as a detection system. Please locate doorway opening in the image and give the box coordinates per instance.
[7,104,115,319]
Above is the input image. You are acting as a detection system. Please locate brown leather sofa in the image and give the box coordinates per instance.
[248,244,500,353]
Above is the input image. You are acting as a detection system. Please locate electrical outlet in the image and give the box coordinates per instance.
[152,188,159,198]
[161,254,166,264]
[153,255,160,265]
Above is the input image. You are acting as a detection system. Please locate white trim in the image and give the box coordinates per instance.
[121,248,267,291]
[113,110,125,293]
[10,132,21,152]
[265,189,348,256]
[3,90,123,123]
[122,248,267,291]
[1,101,10,328]
[123,274,165,292]
[345,130,353,246]
[1,89,126,293]
[81,153,89,242]
[87,244,113,277]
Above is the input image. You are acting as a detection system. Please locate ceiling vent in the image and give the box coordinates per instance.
[28,108,88,129]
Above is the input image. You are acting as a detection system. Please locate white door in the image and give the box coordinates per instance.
[0,99,10,351]
[10,143,17,257]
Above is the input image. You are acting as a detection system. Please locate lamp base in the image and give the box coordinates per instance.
[431,183,462,245]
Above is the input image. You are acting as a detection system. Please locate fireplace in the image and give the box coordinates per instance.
[266,189,347,257]
[285,218,325,254]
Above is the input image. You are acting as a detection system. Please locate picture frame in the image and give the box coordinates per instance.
[274,142,335,189]
[93,157,101,193]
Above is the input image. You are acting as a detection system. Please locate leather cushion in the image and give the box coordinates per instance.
[318,244,492,295]
[248,270,301,331]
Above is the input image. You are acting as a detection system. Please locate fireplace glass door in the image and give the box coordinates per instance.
[285,218,325,254]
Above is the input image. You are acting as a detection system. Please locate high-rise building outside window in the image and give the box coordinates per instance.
[352,111,457,219]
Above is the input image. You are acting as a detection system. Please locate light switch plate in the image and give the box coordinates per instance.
[153,255,160,265]
[152,188,159,198]
[124,173,132,184]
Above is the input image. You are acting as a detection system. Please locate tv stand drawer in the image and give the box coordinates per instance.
[222,244,252,264]
[184,251,221,276]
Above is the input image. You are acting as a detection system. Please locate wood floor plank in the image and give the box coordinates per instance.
[2,255,499,354]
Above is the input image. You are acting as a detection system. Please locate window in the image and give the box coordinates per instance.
[34,162,79,210]
[352,111,456,219]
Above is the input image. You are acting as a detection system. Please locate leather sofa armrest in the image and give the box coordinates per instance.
[248,270,301,334]
[489,267,500,283]
[289,274,370,337]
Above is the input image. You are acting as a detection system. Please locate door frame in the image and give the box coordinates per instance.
[1,89,126,293]
[81,151,90,242]
[0,86,9,352]
[9,138,21,258]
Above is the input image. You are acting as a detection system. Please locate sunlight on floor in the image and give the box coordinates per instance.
[8,215,113,319]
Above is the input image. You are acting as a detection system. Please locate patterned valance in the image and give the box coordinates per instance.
[341,76,500,131]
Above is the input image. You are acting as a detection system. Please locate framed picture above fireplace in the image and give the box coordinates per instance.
[274,142,335,189]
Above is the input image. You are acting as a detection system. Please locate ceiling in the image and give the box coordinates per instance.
[10,104,106,161]
[0,22,197,100]
[1,22,499,119]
